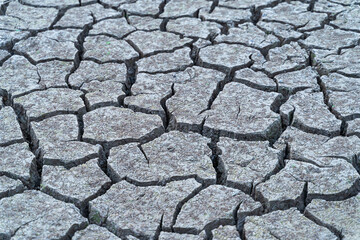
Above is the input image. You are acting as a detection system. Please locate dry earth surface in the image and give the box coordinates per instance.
[0,0,360,239]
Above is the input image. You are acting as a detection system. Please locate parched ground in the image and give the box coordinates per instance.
[0,0,360,239]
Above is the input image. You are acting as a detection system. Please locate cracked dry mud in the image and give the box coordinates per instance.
[0,0,359,240]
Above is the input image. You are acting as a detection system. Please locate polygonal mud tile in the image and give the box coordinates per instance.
[305,194,360,240]
[41,159,110,206]
[161,0,212,18]
[212,225,240,240]
[21,0,92,7]
[89,18,135,38]
[348,119,360,137]
[107,131,215,183]
[55,4,120,28]
[199,7,251,23]
[199,43,264,72]
[174,185,262,232]
[215,23,279,49]
[159,232,203,240]
[0,55,42,97]
[0,107,24,145]
[257,21,303,43]
[125,66,224,123]
[316,46,360,76]
[280,90,342,136]
[274,67,318,94]
[321,73,360,119]
[218,137,284,191]
[36,60,73,88]
[89,179,201,238]
[0,143,37,186]
[14,29,81,62]
[81,80,125,109]
[244,208,337,240]
[126,31,191,56]
[301,26,360,59]
[100,0,125,8]
[83,106,163,143]
[128,16,162,30]
[84,35,138,62]
[201,82,282,141]
[219,0,277,8]
[331,6,360,32]
[261,2,327,31]
[313,0,347,13]
[0,176,24,199]
[0,190,88,240]
[234,68,277,91]
[252,42,308,76]
[14,88,84,119]
[73,224,121,240]
[0,50,9,62]
[68,60,127,88]
[255,159,359,211]
[42,141,100,167]
[167,17,221,39]
[32,114,79,145]
[274,127,360,166]
[137,47,192,73]
[4,2,57,30]
[118,0,163,15]
[0,30,29,49]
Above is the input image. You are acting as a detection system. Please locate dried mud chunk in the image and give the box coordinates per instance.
[137,47,192,73]
[0,190,87,240]
[255,159,359,210]
[14,29,81,62]
[0,55,41,97]
[128,16,162,30]
[313,0,346,13]
[215,23,279,49]
[0,176,24,199]
[0,30,30,49]
[348,119,360,137]
[257,21,302,42]
[261,2,327,31]
[73,224,120,240]
[305,194,360,240]
[161,0,212,18]
[126,31,191,56]
[202,82,281,140]
[274,67,318,94]
[199,43,264,72]
[199,7,251,23]
[68,61,127,88]
[84,35,138,62]
[159,232,203,240]
[81,80,125,109]
[36,61,73,88]
[280,90,342,136]
[83,106,163,142]
[219,0,277,8]
[89,179,201,238]
[331,6,360,32]
[4,2,57,30]
[321,73,360,119]
[0,50,9,62]
[0,143,36,185]
[212,225,240,240]
[0,107,24,145]
[21,0,93,7]
[244,208,337,240]
[218,137,283,191]
[14,88,84,119]
[252,42,308,75]
[167,17,221,39]
[174,185,262,232]
[41,159,110,205]
[32,114,79,145]
[119,0,163,15]
[89,18,135,38]
[55,4,120,28]
[107,131,215,183]
[234,68,277,91]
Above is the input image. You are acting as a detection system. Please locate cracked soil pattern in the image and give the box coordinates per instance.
[0,0,360,239]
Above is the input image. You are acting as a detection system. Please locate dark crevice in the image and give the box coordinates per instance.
[207,137,226,185]
[160,83,175,131]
